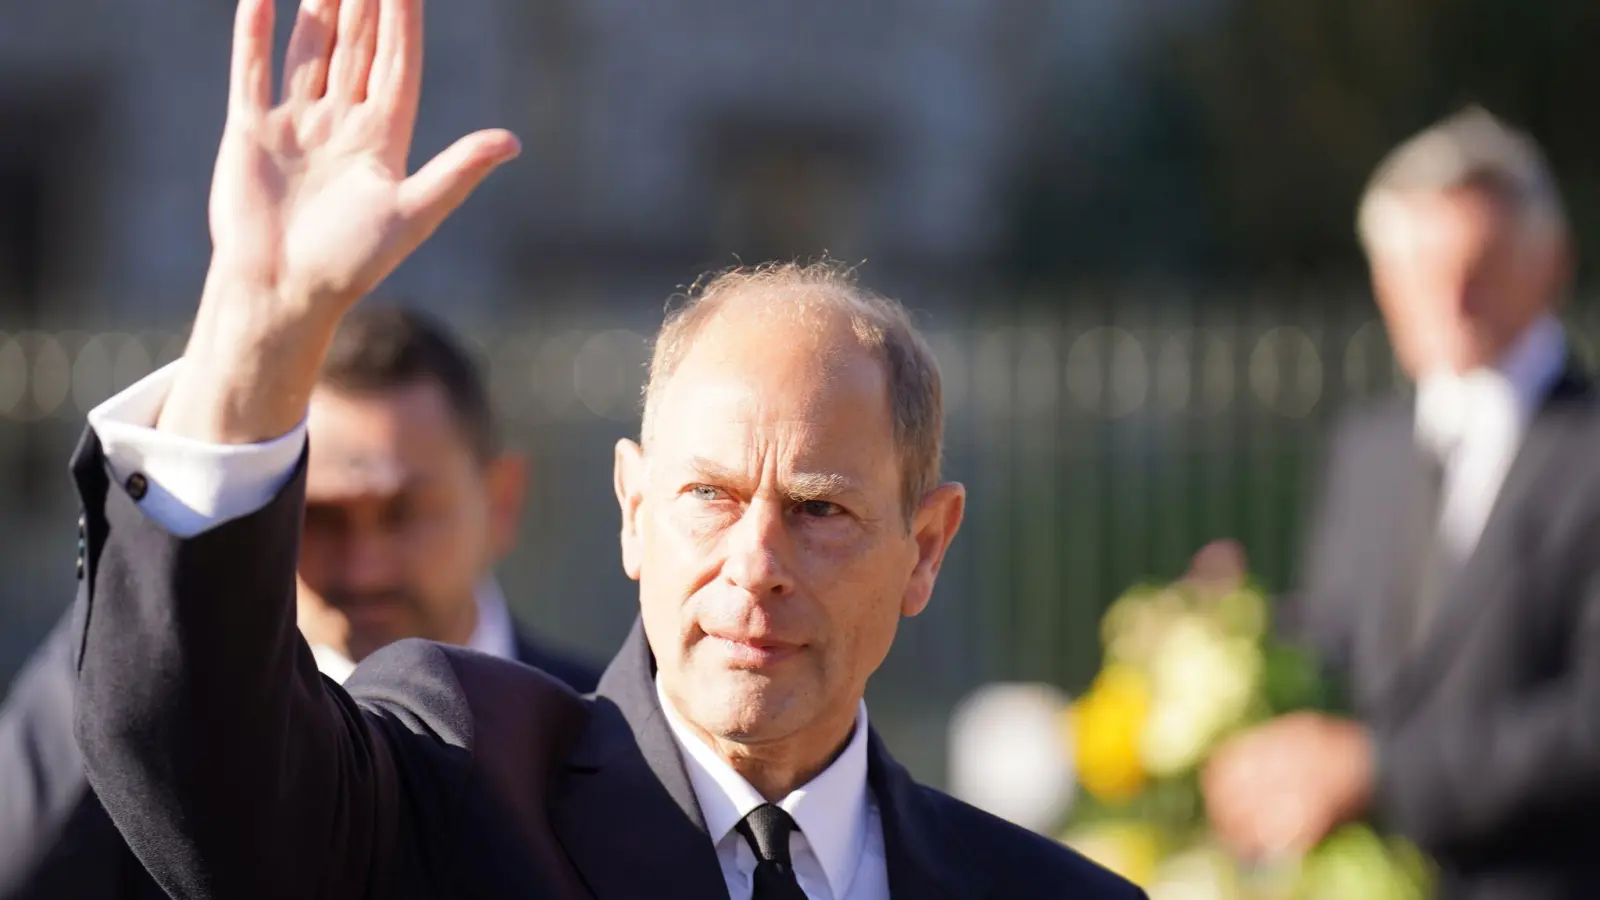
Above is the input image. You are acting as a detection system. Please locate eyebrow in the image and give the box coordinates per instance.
[687,457,862,500]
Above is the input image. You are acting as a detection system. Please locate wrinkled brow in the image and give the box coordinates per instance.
[688,457,862,500]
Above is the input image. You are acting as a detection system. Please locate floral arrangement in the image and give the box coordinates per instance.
[1058,543,1433,899]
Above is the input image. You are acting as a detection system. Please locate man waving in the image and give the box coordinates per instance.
[68,1,1144,898]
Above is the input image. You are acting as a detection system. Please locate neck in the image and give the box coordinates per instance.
[682,699,862,802]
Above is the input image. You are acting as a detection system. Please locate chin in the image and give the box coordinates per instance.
[687,672,808,742]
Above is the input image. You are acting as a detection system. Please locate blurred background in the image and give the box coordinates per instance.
[3,1,1600,889]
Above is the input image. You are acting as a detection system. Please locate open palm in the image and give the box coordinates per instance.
[211,0,520,310]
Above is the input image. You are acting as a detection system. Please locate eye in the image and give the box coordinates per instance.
[689,484,724,502]
[796,499,843,518]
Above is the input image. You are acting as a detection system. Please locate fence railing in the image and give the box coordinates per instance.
[4,296,1597,781]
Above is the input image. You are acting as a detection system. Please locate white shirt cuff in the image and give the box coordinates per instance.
[85,360,307,538]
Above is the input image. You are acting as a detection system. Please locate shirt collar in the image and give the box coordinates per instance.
[310,578,518,684]
[1415,313,1566,454]
[466,577,519,660]
[655,677,872,899]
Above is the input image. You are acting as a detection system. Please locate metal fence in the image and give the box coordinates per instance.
[4,292,1597,781]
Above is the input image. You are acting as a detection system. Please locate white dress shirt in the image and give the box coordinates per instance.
[1413,313,1567,561]
[87,360,519,683]
[655,680,889,900]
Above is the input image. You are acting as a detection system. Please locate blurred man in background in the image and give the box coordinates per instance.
[1203,108,1600,900]
[0,305,599,898]
[291,305,599,689]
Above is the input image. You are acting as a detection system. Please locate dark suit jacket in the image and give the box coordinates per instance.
[1285,368,1600,900]
[0,601,598,900]
[65,427,1143,900]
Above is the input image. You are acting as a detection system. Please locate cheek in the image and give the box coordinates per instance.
[789,521,879,584]
[663,502,733,551]
[640,503,727,601]
[804,538,903,639]
[408,537,469,582]
[296,542,333,588]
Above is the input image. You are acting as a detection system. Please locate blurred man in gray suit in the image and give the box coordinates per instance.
[1204,108,1600,900]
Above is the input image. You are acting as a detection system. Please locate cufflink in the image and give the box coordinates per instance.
[125,472,148,501]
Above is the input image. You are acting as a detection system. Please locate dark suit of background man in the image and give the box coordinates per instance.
[63,0,1143,897]
[0,307,599,899]
[1202,107,1600,900]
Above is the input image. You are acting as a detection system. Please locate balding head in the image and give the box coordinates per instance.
[642,262,944,522]
[613,262,966,798]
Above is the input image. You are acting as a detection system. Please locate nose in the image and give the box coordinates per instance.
[335,530,404,592]
[721,497,796,600]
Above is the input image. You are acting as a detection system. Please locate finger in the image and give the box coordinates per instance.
[228,0,275,121]
[368,0,422,115]
[396,129,521,239]
[282,0,339,103]
[327,0,380,102]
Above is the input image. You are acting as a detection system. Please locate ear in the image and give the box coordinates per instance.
[484,451,529,560]
[901,482,966,618]
[614,438,647,581]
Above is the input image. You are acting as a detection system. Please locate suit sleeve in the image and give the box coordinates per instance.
[0,609,134,900]
[1371,505,1600,854]
[71,430,401,900]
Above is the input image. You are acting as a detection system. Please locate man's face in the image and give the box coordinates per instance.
[1370,184,1568,377]
[298,381,524,662]
[614,304,964,753]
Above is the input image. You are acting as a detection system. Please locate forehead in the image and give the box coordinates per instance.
[1394,185,1517,246]
[649,308,898,480]
[306,382,475,498]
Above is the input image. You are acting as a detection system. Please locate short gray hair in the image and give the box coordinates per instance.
[1357,106,1567,252]
[641,261,944,521]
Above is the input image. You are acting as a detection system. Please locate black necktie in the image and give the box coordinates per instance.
[736,804,808,900]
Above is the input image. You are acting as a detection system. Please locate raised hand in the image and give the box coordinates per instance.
[160,0,519,445]
[212,0,520,310]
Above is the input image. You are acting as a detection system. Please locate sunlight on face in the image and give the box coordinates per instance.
[623,306,927,748]
[1369,184,1565,377]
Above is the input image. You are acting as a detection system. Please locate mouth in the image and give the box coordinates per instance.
[701,630,803,669]
[333,597,409,626]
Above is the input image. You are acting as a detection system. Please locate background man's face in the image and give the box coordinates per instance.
[617,305,934,749]
[1370,184,1566,377]
[297,381,524,662]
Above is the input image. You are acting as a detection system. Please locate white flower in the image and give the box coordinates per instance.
[1139,616,1264,777]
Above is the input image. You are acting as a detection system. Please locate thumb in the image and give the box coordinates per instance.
[396,129,522,242]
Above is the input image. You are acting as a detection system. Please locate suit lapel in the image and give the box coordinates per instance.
[869,732,987,900]
[1347,408,1424,705]
[548,620,728,900]
[1381,367,1592,719]
[552,619,991,900]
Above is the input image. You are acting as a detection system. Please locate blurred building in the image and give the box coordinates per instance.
[0,0,1219,324]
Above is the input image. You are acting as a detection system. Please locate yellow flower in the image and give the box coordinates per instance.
[1069,664,1151,804]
